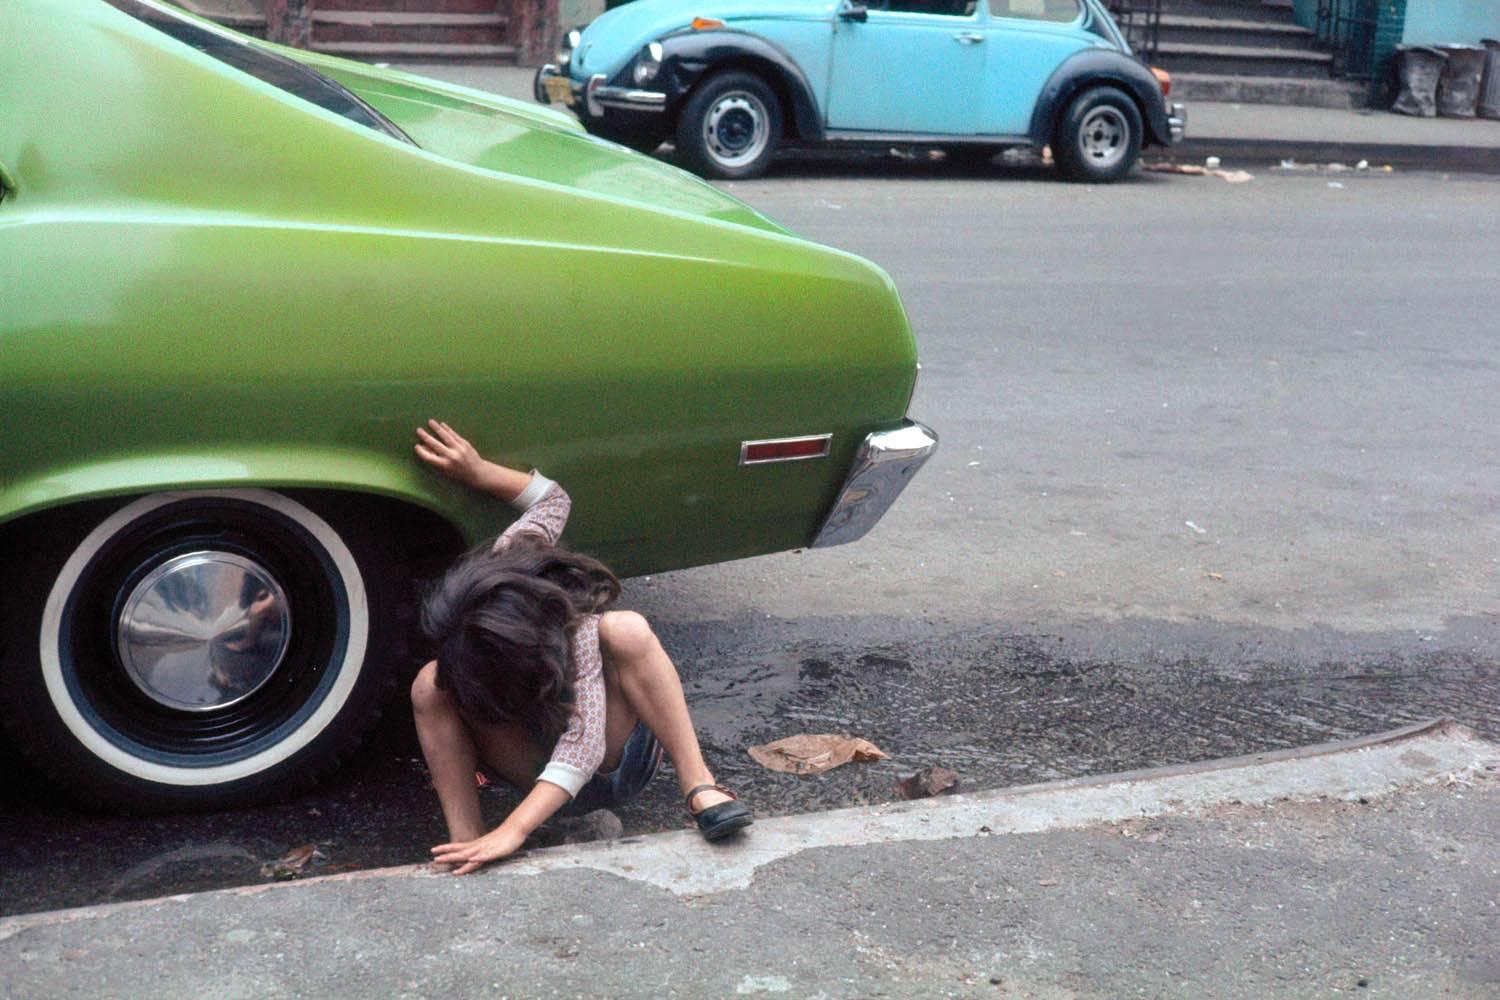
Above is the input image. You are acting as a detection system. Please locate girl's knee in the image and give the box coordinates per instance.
[599,610,655,659]
[410,660,448,713]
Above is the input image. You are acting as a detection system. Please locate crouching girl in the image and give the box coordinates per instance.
[410,420,752,875]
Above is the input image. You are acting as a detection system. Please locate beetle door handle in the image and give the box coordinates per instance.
[953,32,984,43]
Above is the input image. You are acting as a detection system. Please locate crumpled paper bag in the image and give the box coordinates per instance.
[747,734,889,775]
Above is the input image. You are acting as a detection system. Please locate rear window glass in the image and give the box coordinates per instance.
[991,0,1082,21]
[104,0,412,144]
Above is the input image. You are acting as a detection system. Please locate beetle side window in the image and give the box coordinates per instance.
[103,0,413,144]
[885,0,980,16]
[990,0,1082,21]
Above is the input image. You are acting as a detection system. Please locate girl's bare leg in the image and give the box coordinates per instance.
[599,611,735,812]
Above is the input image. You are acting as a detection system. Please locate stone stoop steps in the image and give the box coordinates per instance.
[309,0,516,64]
[181,0,520,63]
[1151,0,1369,108]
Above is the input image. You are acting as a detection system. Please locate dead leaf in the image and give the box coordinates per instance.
[1038,879,1059,887]
[747,734,889,775]
[1206,572,1225,582]
[895,767,960,800]
[260,843,319,881]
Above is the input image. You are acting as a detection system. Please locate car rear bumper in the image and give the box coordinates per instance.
[811,420,939,548]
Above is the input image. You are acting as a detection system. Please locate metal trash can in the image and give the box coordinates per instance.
[1436,44,1486,117]
[1392,45,1447,117]
[1479,39,1500,121]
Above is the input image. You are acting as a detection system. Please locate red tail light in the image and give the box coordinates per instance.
[1150,66,1171,97]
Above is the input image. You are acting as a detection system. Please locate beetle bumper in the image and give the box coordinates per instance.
[812,420,939,548]
[1168,102,1186,144]
[535,66,667,118]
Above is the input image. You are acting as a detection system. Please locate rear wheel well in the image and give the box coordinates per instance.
[1049,77,1152,145]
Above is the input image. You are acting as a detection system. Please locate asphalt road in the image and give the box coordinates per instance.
[4,164,1499,917]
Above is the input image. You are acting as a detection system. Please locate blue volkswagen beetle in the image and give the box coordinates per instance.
[535,0,1184,181]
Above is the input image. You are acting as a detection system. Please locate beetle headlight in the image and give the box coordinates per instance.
[632,41,663,86]
[557,28,583,67]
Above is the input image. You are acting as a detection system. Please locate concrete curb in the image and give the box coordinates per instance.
[3,719,1494,940]
[1169,136,1500,173]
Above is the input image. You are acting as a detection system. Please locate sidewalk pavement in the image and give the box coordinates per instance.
[392,63,1500,175]
[4,721,1497,998]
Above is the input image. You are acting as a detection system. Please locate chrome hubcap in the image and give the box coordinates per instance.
[704,92,769,168]
[116,551,291,712]
[1078,105,1128,167]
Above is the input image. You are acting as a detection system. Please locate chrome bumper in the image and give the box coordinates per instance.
[1168,102,1186,144]
[812,420,939,549]
[534,66,666,117]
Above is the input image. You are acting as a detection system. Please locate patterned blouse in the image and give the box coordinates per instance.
[493,473,606,798]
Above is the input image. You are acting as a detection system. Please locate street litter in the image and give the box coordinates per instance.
[260,843,321,880]
[1329,182,1345,189]
[748,733,889,775]
[1185,521,1207,534]
[1142,162,1253,183]
[895,767,960,800]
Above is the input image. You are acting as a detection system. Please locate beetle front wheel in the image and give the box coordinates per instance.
[675,71,782,180]
[1054,86,1143,183]
[0,491,399,811]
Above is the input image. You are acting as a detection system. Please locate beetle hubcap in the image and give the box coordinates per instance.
[116,551,291,712]
[1078,106,1128,167]
[704,92,769,168]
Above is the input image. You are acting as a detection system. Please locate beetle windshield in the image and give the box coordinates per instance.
[103,0,415,145]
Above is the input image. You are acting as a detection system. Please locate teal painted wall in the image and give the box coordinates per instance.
[1293,0,1318,30]
[1403,1,1500,43]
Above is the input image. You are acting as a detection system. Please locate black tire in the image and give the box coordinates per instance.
[674,70,782,180]
[0,490,400,811]
[1053,85,1143,183]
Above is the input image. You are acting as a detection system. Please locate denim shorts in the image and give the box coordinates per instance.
[558,721,663,817]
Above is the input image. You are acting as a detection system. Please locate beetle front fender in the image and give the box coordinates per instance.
[1029,49,1172,147]
[656,30,824,141]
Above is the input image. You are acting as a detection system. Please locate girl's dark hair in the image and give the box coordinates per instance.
[420,539,621,745]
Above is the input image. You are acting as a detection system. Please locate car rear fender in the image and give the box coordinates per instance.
[656,30,824,140]
[0,446,476,545]
[1029,49,1172,148]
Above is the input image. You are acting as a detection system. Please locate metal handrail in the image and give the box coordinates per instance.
[1105,0,1161,62]
[1315,0,1377,79]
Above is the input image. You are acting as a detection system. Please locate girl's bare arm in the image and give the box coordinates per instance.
[414,419,534,501]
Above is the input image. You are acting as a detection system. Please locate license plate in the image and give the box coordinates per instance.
[544,76,574,105]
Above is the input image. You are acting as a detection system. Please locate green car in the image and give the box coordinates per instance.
[0,0,936,810]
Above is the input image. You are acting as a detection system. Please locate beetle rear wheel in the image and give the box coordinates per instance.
[675,70,782,180]
[1053,86,1143,183]
[0,491,400,811]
